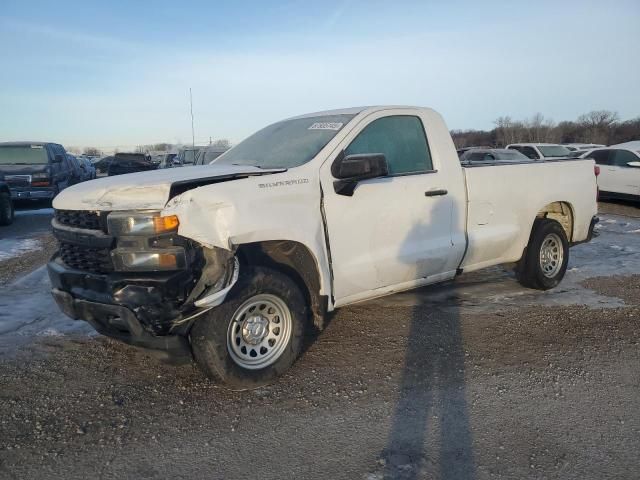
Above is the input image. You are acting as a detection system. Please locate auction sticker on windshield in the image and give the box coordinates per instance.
[308,122,343,130]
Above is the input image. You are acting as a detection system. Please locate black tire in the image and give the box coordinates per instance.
[0,191,14,226]
[516,218,569,290]
[190,266,308,389]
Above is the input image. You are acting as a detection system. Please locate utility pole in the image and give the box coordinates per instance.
[189,88,195,150]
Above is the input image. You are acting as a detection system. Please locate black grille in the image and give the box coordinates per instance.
[55,209,104,231]
[59,242,113,273]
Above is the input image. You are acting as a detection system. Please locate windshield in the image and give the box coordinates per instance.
[537,145,571,157]
[495,150,528,160]
[215,114,356,169]
[0,145,48,165]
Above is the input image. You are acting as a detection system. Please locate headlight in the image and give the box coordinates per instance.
[111,247,186,271]
[107,211,179,236]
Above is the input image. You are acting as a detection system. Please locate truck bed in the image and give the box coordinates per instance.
[460,158,597,272]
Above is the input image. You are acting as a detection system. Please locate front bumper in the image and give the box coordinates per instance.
[47,255,202,355]
[10,187,55,200]
[51,288,190,356]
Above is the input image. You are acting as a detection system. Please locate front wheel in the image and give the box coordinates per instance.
[191,266,308,389]
[516,218,569,290]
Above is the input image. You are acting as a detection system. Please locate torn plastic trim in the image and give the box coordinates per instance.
[170,304,213,329]
[194,257,240,308]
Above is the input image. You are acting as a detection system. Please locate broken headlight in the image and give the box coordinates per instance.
[111,248,187,271]
[107,211,179,236]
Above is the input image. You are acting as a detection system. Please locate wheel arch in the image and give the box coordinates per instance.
[535,201,574,242]
[235,240,328,330]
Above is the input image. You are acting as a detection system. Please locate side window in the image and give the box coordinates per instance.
[521,147,539,159]
[344,116,433,175]
[589,149,611,165]
[611,149,637,167]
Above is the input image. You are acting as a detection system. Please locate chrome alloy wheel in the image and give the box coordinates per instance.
[539,233,564,278]
[227,294,292,370]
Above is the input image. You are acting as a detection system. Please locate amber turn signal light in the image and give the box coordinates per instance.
[153,215,180,233]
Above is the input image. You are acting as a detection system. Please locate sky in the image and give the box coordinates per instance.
[1,0,639,151]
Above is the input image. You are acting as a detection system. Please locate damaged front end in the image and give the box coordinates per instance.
[47,209,238,358]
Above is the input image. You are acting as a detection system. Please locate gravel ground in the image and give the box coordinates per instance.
[0,289,639,480]
[0,201,638,479]
[597,199,640,218]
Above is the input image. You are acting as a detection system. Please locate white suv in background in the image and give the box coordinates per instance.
[564,143,605,152]
[506,143,572,160]
[580,146,640,200]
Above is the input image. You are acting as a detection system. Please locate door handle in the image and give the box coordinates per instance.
[425,189,448,197]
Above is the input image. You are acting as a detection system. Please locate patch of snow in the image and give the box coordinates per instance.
[626,229,640,233]
[0,266,94,356]
[0,238,41,261]
[14,208,54,217]
[37,328,65,337]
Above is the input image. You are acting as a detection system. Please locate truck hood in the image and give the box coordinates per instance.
[52,164,283,211]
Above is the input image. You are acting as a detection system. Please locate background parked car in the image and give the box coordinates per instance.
[194,145,229,165]
[78,157,97,180]
[564,143,605,152]
[459,148,529,164]
[0,141,80,200]
[580,146,640,200]
[107,153,156,176]
[174,147,205,167]
[93,155,113,175]
[456,146,492,158]
[158,153,178,169]
[65,154,84,184]
[0,181,14,226]
[506,143,572,160]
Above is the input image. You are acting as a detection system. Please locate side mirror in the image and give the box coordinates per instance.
[627,161,640,168]
[52,154,64,164]
[332,153,388,196]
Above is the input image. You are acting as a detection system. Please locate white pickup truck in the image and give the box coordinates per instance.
[49,106,599,387]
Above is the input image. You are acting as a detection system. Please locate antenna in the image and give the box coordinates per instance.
[189,88,195,150]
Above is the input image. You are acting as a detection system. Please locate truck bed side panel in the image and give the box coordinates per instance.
[461,160,597,272]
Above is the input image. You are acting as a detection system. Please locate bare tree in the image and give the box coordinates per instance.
[577,110,619,144]
[83,147,101,156]
[453,110,638,149]
[211,139,232,150]
[152,143,172,152]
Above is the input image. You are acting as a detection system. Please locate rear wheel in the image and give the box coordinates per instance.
[0,192,14,226]
[191,266,308,389]
[516,218,569,290]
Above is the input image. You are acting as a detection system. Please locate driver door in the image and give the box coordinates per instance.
[319,110,465,306]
